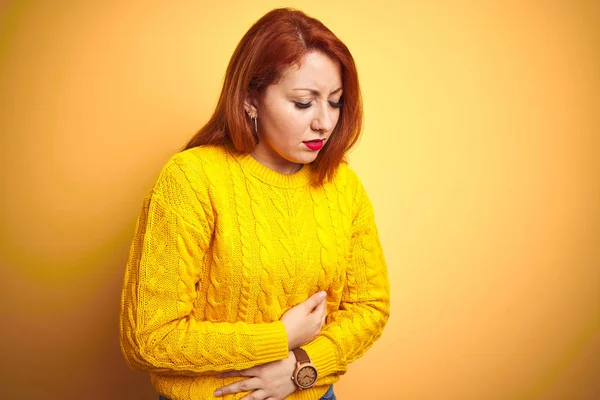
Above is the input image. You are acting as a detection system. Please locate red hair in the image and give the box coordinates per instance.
[183,7,363,185]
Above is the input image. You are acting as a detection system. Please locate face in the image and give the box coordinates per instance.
[246,50,343,174]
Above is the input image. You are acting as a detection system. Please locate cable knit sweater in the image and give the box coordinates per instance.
[119,144,390,400]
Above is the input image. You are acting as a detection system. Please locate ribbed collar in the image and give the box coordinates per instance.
[229,148,314,188]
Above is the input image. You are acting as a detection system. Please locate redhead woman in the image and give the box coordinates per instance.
[119,8,390,400]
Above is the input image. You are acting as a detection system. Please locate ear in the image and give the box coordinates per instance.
[244,95,258,119]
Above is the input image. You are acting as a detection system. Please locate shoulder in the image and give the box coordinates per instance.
[141,146,222,229]
[149,144,232,209]
[166,144,229,175]
[328,163,374,219]
[152,145,228,189]
[326,162,364,197]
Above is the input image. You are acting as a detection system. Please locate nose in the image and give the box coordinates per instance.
[311,103,335,134]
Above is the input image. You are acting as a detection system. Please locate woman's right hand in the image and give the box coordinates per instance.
[280,291,327,349]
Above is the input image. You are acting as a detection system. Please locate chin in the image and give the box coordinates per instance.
[277,149,319,167]
[292,156,317,166]
[294,150,320,164]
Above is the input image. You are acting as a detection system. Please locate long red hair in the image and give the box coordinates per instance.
[183,7,363,185]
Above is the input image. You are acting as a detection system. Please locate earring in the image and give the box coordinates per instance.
[246,109,258,132]
[252,115,258,132]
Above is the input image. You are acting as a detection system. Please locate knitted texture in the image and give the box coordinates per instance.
[119,144,390,400]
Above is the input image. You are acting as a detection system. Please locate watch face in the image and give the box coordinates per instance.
[297,365,317,388]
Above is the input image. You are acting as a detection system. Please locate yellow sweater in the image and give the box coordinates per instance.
[119,144,390,400]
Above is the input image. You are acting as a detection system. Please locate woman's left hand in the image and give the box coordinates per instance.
[213,351,298,400]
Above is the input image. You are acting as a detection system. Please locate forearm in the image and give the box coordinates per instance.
[120,308,290,375]
[301,297,390,380]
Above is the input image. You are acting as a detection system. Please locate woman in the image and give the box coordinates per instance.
[119,7,390,400]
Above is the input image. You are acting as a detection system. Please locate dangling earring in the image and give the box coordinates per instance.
[252,116,258,133]
[246,109,258,132]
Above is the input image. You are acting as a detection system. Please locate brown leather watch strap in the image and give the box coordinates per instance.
[292,348,310,364]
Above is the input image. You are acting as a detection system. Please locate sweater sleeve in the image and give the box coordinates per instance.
[301,176,391,380]
[119,155,289,375]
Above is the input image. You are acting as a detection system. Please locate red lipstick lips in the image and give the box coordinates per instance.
[303,139,324,151]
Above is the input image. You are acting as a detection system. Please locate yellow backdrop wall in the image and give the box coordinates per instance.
[1,1,598,399]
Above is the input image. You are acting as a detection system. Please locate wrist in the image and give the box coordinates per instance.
[288,350,297,370]
[284,328,298,350]
[290,347,318,390]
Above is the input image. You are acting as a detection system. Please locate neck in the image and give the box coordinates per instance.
[249,151,303,175]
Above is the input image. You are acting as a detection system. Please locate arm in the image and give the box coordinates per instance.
[119,157,289,375]
[301,177,391,380]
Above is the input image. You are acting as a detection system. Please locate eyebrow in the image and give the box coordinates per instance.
[292,87,343,96]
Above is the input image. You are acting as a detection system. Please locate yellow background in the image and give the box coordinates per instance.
[1,1,598,399]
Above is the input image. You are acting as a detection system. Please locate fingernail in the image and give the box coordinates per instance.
[319,291,326,298]
[214,390,222,397]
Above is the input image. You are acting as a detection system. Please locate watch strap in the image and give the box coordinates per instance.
[292,347,311,364]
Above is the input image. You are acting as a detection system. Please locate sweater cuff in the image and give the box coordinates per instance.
[301,335,346,378]
[250,321,290,361]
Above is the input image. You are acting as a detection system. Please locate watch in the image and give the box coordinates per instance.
[291,348,318,389]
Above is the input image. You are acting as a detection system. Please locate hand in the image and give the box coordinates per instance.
[281,291,327,349]
[213,351,298,400]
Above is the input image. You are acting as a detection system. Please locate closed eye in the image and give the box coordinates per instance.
[295,101,342,109]
[294,101,312,109]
